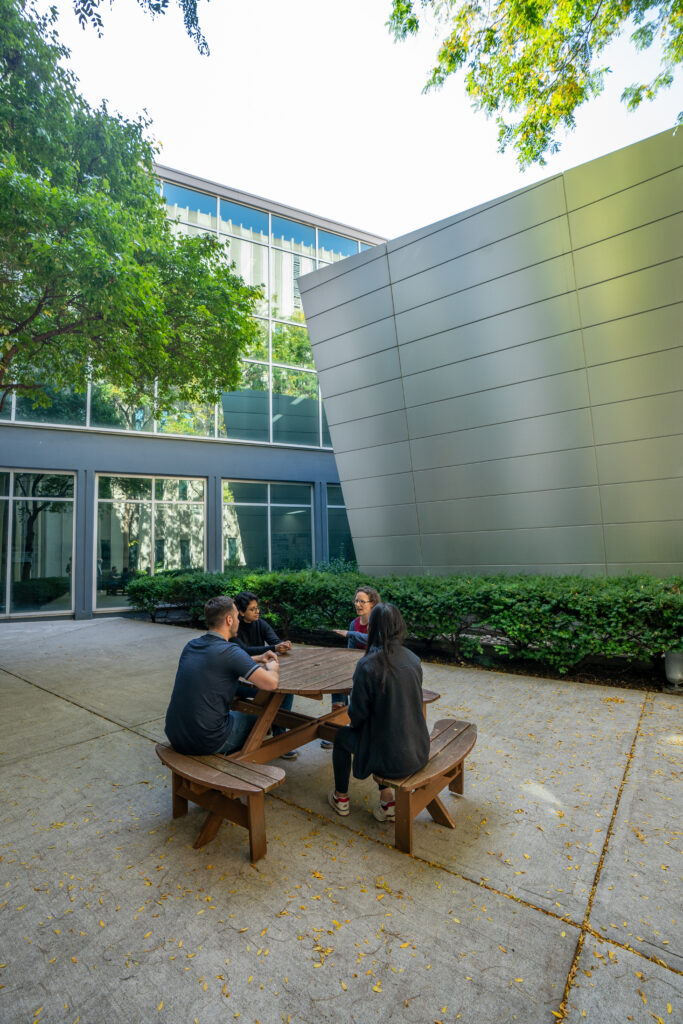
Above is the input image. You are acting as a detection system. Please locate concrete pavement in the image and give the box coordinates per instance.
[0,618,680,1023]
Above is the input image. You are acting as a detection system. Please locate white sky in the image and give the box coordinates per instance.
[47,0,681,240]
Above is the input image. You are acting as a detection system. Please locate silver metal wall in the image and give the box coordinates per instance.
[299,130,683,577]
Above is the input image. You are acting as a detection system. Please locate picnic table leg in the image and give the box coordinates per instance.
[247,791,267,862]
[448,763,464,795]
[172,772,188,818]
[193,811,223,849]
[394,790,413,855]
[426,794,457,829]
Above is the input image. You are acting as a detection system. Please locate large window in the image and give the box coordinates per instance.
[223,481,312,570]
[96,475,205,609]
[327,485,356,563]
[2,184,374,450]
[0,471,75,615]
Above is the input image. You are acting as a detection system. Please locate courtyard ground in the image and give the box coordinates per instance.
[0,617,680,1023]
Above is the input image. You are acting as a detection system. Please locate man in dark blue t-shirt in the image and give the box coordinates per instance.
[165,595,280,756]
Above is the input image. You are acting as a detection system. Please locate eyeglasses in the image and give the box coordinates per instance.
[355,599,370,605]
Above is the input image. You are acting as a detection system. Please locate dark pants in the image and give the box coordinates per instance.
[332,726,384,794]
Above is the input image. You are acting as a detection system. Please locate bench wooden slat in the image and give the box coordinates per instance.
[373,718,477,855]
[155,744,285,861]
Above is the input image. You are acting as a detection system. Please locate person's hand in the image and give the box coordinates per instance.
[260,650,278,664]
[275,641,292,654]
[333,629,348,638]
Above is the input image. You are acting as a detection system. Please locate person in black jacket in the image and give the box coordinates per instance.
[233,590,297,758]
[234,591,292,655]
[327,603,430,822]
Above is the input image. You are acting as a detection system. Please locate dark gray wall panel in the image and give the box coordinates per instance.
[395,254,577,346]
[563,130,681,210]
[588,349,683,406]
[568,167,683,247]
[323,378,406,427]
[417,486,601,534]
[607,562,683,576]
[389,217,571,315]
[340,472,416,510]
[604,522,683,562]
[300,129,683,577]
[353,535,422,566]
[317,346,401,398]
[398,296,580,376]
[595,435,683,483]
[420,526,606,566]
[413,447,598,501]
[572,214,683,290]
[406,370,590,438]
[387,178,566,280]
[334,440,412,481]
[329,409,410,454]
[402,332,585,407]
[312,319,396,372]
[582,305,683,366]
[299,250,390,318]
[347,504,419,538]
[600,477,683,523]
[305,285,395,341]
[428,563,606,576]
[591,392,683,445]
[409,408,595,469]
[577,259,683,326]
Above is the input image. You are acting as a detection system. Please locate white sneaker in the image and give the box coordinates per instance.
[373,799,395,822]
[328,789,350,816]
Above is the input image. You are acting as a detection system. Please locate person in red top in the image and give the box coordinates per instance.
[320,586,381,748]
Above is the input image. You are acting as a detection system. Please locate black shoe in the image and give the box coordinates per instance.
[281,750,298,760]
[320,739,333,749]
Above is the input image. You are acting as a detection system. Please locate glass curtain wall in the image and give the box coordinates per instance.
[95,475,205,609]
[223,481,313,570]
[3,185,371,446]
[326,484,356,563]
[0,470,75,614]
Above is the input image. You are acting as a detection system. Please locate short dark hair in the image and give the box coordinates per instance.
[204,595,236,629]
[234,591,258,614]
[356,585,380,606]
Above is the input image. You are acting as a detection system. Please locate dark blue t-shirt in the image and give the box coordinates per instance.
[165,633,259,754]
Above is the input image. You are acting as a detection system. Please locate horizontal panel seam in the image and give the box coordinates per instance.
[576,254,683,292]
[393,298,682,354]
[566,165,683,215]
[571,210,683,254]
[387,213,570,287]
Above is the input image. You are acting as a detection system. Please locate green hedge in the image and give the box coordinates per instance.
[124,569,683,674]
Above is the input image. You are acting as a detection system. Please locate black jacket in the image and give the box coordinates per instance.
[236,616,281,655]
[349,645,430,781]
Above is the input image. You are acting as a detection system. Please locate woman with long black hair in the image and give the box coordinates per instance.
[328,603,430,821]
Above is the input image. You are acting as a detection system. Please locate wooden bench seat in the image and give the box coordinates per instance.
[376,719,476,855]
[155,744,285,861]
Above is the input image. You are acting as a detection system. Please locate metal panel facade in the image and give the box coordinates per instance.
[299,130,683,577]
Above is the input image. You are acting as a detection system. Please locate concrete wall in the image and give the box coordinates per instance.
[299,130,683,577]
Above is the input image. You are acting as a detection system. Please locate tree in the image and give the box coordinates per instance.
[388,0,683,165]
[0,0,261,415]
[72,0,210,54]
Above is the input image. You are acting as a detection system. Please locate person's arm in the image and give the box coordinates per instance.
[248,659,279,692]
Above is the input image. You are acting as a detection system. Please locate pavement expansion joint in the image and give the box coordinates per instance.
[554,692,683,1021]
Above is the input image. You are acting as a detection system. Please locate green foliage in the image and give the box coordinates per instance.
[72,0,210,54]
[12,576,69,609]
[125,569,683,672]
[0,1,261,415]
[387,0,683,166]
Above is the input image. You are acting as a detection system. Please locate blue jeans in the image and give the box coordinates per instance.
[234,681,294,737]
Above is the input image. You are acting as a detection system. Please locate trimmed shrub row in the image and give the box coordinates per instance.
[125,569,683,675]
